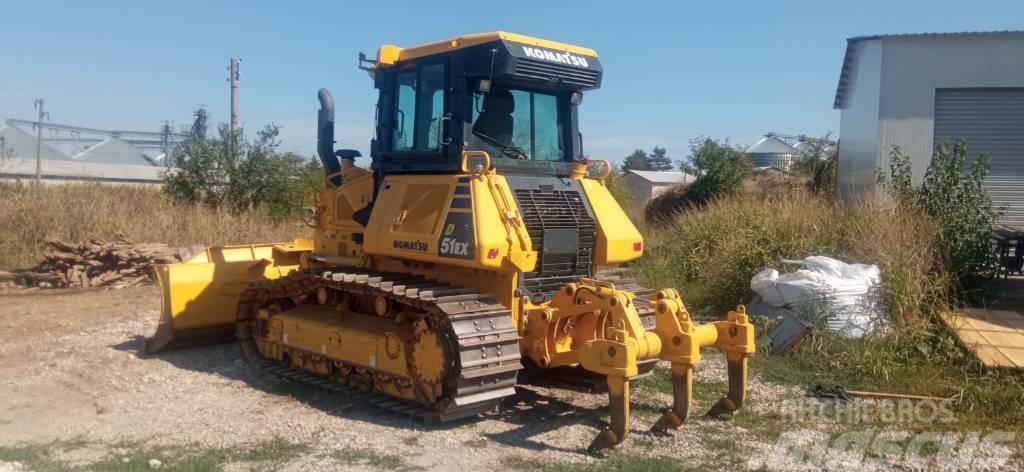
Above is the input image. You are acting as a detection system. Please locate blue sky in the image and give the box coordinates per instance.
[2,1,1022,165]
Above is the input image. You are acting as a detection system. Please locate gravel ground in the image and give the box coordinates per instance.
[0,286,1018,471]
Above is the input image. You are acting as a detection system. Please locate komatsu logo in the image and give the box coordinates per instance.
[393,240,427,252]
[522,46,590,68]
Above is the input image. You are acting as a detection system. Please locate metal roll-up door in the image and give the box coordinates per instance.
[934,88,1024,228]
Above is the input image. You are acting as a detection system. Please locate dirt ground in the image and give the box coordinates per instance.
[0,287,1019,471]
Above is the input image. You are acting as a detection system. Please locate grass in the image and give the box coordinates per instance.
[332,446,419,471]
[752,332,1024,429]
[0,181,306,270]
[503,452,688,472]
[462,438,490,449]
[634,189,943,329]
[628,186,1024,431]
[0,437,310,471]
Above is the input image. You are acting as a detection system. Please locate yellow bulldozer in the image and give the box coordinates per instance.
[147,31,754,450]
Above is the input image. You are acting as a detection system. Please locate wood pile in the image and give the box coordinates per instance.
[0,238,182,289]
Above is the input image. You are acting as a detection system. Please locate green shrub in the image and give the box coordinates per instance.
[791,140,837,195]
[164,124,322,222]
[680,136,752,204]
[883,141,999,294]
[645,137,752,224]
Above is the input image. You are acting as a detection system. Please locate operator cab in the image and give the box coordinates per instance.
[365,32,603,176]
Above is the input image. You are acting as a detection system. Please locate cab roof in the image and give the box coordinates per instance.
[376,31,599,67]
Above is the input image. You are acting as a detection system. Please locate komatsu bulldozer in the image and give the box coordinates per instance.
[147,32,754,450]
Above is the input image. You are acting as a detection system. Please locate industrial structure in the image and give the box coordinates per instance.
[833,31,1024,227]
[0,158,167,185]
[0,107,206,184]
[744,136,797,171]
[742,133,836,172]
[5,106,205,165]
[622,169,695,203]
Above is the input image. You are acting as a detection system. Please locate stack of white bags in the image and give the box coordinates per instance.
[750,256,883,337]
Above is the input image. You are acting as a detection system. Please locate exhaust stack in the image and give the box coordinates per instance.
[317,88,343,187]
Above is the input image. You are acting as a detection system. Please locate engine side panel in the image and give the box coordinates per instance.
[315,167,374,263]
[577,178,645,266]
[362,173,536,273]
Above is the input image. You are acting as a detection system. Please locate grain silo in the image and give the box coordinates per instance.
[745,136,797,171]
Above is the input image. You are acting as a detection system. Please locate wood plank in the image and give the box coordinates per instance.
[941,308,1024,369]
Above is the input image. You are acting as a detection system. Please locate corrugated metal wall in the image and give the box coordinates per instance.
[934,88,1024,227]
[748,153,794,171]
[836,40,883,201]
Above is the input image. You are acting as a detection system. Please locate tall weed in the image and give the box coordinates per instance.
[0,182,306,270]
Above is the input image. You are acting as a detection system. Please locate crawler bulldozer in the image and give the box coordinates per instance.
[147,32,754,450]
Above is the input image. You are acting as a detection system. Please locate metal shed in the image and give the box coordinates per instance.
[833,31,1024,227]
[622,170,695,204]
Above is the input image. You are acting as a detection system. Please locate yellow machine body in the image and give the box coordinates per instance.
[149,31,754,450]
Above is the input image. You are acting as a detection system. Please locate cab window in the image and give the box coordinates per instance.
[471,86,564,161]
[392,63,445,152]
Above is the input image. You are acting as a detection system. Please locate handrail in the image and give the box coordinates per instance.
[461,150,492,174]
[587,159,613,182]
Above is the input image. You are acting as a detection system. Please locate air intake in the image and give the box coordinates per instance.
[513,187,596,299]
[514,58,600,88]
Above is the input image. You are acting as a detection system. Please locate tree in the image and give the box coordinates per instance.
[621,149,650,172]
[647,146,674,171]
[681,137,752,203]
[163,123,321,222]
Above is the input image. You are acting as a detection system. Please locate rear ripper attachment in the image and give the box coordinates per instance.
[522,278,755,451]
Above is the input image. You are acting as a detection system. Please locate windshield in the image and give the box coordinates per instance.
[470,86,564,161]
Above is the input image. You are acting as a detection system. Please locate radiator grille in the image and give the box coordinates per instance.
[514,58,600,88]
[513,188,595,299]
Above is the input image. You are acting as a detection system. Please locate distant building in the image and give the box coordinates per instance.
[745,136,797,171]
[74,137,160,166]
[0,126,71,161]
[622,170,695,204]
[0,125,167,185]
[0,158,167,185]
[834,31,1024,227]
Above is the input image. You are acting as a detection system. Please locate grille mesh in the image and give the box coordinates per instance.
[513,188,595,298]
[514,58,599,88]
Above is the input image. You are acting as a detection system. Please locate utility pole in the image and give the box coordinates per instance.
[229,58,239,134]
[33,98,48,186]
[229,58,240,168]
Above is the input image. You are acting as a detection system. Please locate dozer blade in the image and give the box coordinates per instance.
[145,240,312,353]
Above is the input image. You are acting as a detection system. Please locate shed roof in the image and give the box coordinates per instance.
[625,170,694,185]
[1,158,167,183]
[73,137,158,166]
[833,30,1024,108]
[0,126,72,161]
[745,136,796,154]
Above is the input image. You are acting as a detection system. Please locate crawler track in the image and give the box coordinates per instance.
[236,268,522,423]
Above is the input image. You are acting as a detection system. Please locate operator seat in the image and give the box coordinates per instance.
[472,88,515,146]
